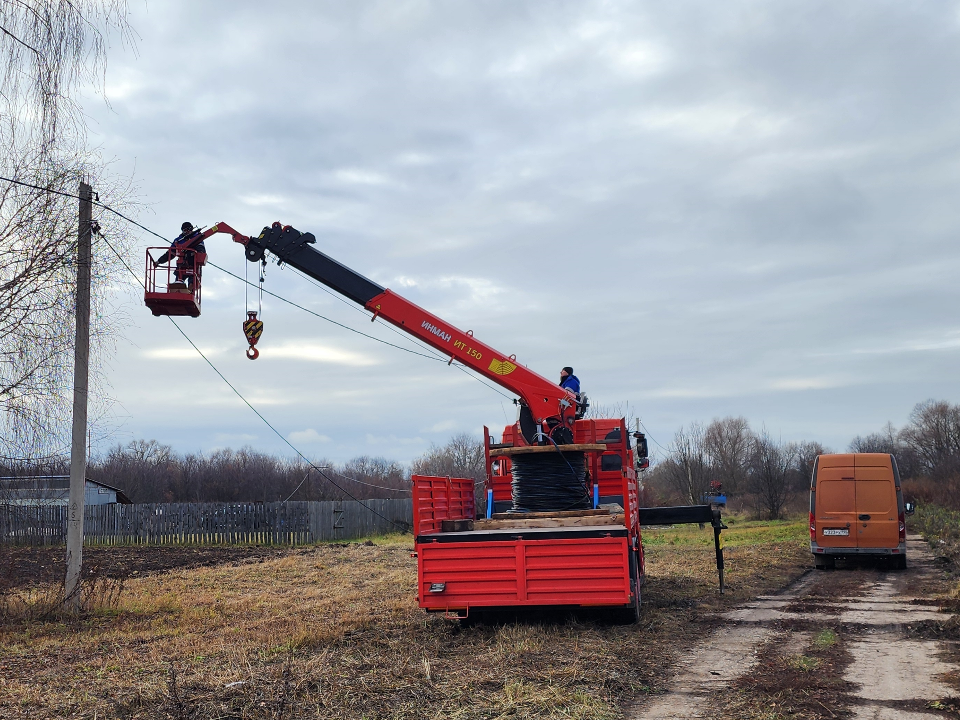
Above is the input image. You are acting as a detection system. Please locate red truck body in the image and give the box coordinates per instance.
[414,418,644,617]
[145,220,682,617]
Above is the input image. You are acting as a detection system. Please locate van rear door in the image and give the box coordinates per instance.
[815,454,857,548]
[854,454,898,549]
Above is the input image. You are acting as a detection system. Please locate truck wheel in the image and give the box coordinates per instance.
[612,551,642,625]
[629,550,641,624]
[614,593,640,625]
[895,555,907,570]
[629,582,641,624]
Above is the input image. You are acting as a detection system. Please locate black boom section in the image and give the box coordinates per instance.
[245,224,384,306]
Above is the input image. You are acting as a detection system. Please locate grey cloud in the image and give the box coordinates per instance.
[85,1,960,461]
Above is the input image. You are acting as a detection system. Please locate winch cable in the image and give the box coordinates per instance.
[258,258,265,317]
[207,260,515,401]
[231,255,511,401]
[97,230,413,530]
[206,260,447,363]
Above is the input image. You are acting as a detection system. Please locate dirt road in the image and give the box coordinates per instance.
[628,535,959,719]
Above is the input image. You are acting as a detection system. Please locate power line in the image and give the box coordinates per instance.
[210,260,516,401]
[206,260,446,363]
[324,467,412,494]
[638,419,668,453]
[1,174,512,491]
[97,230,411,532]
[0,172,517,403]
[0,175,170,242]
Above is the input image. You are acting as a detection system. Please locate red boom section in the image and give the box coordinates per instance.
[365,289,576,433]
[183,221,576,436]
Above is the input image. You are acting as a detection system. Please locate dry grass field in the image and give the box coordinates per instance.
[0,519,809,719]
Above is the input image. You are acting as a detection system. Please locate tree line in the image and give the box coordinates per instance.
[849,400,960,507]
[4,399,960,511]
[647,399,960,518]
[645,417,824,520]
[0,433,486,504]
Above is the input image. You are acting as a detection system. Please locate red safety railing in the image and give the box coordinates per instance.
[144,246,207,317]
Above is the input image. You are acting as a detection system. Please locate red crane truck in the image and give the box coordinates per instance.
[145,221,724,622]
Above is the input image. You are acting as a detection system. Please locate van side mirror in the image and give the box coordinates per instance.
[904,501,915,516]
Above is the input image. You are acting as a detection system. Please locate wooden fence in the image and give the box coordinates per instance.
[0,500,412,546]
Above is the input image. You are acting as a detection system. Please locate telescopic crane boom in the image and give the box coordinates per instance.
[200,221,584,445]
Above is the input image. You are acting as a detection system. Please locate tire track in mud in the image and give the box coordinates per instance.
[626,536,958,720]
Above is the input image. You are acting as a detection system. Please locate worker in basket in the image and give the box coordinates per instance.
[156,222,206,290]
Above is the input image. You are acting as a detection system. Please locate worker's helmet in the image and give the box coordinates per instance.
[181,222,194,233]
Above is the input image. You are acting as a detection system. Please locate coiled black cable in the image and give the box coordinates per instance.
[510,451,591,513]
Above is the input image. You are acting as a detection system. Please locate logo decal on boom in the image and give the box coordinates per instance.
[489,359,517,375]
[421,320,452,343]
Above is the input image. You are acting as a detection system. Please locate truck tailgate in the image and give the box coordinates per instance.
[417,534,631,610]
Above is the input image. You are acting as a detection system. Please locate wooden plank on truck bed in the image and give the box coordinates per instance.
[474,514,625,530]
[490,508,610,520]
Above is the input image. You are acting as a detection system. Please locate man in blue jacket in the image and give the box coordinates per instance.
[560,366,580,394]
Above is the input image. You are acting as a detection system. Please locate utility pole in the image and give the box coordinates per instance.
[64,181,93,610]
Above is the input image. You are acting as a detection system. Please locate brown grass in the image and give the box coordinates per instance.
[0,523,812,719]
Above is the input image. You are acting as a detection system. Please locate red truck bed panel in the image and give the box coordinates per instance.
[417,536,632,611]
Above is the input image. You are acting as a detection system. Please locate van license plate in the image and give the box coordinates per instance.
[823,528,849,536]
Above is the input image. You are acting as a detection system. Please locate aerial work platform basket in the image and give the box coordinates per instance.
[144,246,206,317]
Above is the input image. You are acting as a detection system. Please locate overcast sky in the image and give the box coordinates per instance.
[81,0,960,465]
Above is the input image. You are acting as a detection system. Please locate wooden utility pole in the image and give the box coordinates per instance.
[64,181,93,610]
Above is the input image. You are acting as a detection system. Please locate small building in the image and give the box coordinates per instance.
[0,476,132,507]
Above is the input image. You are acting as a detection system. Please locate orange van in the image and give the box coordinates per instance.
[809,453,906,569]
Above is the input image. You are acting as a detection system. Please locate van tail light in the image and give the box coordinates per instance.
[809,512,816,541]
[898,511,906,542]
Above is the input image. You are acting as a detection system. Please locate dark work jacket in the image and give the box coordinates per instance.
[157,230,206,265]
[560,374,580,393]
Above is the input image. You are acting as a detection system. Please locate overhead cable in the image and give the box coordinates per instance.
[97,230,411,532]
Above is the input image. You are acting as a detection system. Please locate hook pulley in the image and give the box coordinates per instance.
[243,310,263,360]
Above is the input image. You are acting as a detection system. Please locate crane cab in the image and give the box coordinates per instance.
[144,246,206,317]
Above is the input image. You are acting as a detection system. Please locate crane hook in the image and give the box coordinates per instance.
[243,310,263,360]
